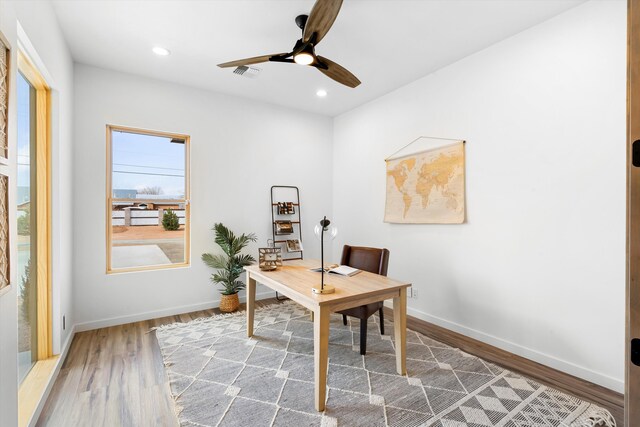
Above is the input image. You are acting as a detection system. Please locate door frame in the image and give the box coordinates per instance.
[627,0,640,423]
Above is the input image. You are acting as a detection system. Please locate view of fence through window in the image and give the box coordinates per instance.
[108,127,189,271]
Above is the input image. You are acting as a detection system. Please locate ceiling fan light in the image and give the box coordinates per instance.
[294,52,314,65]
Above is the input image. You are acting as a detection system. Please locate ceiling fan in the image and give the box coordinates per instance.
[217,0,361,88]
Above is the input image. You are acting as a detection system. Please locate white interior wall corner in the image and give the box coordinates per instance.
[332,0,626,392]
[72,64,334,326]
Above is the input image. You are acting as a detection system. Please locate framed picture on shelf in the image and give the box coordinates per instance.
[277,202,295,215]
[0,32,10,165]
[275,220,294,235]
[286,239,303,252]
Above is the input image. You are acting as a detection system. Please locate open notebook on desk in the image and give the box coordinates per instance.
[309,265,361,276]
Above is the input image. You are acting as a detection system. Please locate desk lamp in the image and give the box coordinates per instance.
[312,216,337,294]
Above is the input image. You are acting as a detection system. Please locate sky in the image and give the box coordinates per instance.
[111,130,185,198]
[17,73,31,204]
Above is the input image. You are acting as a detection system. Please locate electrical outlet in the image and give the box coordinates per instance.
[412,289,419,299]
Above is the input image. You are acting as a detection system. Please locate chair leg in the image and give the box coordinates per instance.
[379,308,385,335]
[342,314,348,326]
[360,319,368,355]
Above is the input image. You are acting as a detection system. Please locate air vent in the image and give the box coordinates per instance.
[233,65,261,79]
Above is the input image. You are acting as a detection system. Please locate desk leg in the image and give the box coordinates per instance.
[314,306,330,411]
[246,274,256,337]
[393,288,407,375]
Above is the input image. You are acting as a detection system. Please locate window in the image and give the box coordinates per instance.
[106,125,190,273]
[17,51,51,382]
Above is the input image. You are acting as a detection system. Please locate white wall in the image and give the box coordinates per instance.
[73,65,333,330]
[0,0,74,424]
[332,0,625,392]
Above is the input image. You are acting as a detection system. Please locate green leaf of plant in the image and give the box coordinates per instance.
[201,253,227,270]
[234,254,255,267]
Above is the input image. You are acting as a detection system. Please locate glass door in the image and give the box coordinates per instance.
[16,72,37,383]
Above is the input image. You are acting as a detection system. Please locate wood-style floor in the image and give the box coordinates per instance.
[38,298,623,426]
[37,298,284,427]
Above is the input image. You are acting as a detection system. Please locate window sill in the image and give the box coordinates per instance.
[19,356,59,427]
[106,262,191,275]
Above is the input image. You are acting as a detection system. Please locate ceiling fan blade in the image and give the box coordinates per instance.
[303,0,343,45]
[217,53,288,68]
[316,56,361,88]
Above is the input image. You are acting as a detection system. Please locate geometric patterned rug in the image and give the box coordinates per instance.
[155,301,616,427]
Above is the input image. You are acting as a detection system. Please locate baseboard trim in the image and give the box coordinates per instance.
[27,325,76,427]
[400,304,622,391]
[382,305,624,426]
[74,291,276,332]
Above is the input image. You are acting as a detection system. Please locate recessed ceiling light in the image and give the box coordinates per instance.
[316,89,327,98]
[152,46,171,56]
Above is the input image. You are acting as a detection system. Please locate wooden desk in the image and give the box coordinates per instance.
[244,259,411,411]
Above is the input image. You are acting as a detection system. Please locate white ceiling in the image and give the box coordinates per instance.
[51,0,585,117]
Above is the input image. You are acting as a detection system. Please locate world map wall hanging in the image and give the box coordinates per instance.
[385,137,465,224]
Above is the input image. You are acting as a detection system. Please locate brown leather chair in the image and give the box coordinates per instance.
[337,245,390,355]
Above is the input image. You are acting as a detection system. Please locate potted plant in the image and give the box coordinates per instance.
[202,223,257,312]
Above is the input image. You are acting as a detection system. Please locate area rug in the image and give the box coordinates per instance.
[155,301,615,427]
